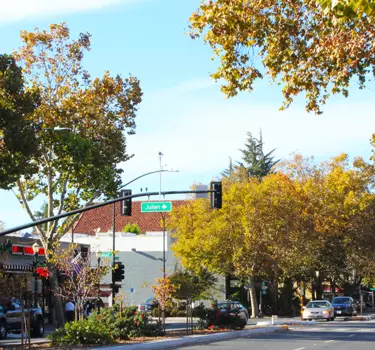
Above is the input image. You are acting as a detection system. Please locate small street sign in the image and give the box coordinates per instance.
[370,288,375,291]
[130,288,134,293]
[141,201,172,213]
[114,256,119,261]
[101,252,112,257]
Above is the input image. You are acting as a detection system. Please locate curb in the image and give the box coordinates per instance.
[344,314,375,321]
[93,325,288,350]
[257,320,316,326]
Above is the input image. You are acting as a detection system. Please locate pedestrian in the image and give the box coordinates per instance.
[65,300,75,322]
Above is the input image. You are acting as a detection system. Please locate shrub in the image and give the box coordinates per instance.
[151,307,160,318]
[177,310,186,317]
[91,304,164,340]
[170,308,178,317]
[122,223,141,234]
[192,303,209,318]
[48,318,113,346]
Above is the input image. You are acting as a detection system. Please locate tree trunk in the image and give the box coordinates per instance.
[315,276,324,300]
[48,264,65,328]
[249,276,258,318]
[273,280,278,315]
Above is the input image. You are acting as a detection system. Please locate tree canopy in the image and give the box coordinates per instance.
[11,23,142,246]
[190,0,375,113]
[0,54,39,189]
[169,153,375,306]
[319,0,375,18]
[9,23,142,327]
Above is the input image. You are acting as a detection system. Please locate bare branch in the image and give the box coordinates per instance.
[15,182,48,245]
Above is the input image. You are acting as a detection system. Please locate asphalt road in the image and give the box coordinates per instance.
[180,319,375,350]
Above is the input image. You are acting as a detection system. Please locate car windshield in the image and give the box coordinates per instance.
[306,301,330,308]
[218,303,234,310]
[332,297,350,304]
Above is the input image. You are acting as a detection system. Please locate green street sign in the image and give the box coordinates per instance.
[114,256,119,261]
[370,288,375,291]
[141,201,172,213]
[101,252,112,257]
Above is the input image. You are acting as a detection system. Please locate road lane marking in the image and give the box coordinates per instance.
[347,334,356,337]
[294,347,305,350]
[324,340,335,343]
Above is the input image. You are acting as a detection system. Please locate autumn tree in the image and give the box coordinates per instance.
[49,243,109,321]
[319,0,375,18]
[278,154,375,298]
[10,23,142,327]
[0,54,39,189]
[189,0,375,113]
[147,276,178,330]
[169,174,310,318]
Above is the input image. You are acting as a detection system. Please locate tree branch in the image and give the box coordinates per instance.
[51,175,70,234]
[15,182,48,245]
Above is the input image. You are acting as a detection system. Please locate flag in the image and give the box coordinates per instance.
[71,252,82,275]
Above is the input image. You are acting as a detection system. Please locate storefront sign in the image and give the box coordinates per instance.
[11,244,45,256]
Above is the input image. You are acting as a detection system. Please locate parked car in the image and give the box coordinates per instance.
[218,301,249,320]
[302,300,335,321]
[213,301,248,329]
[331,296,357,316]
[138,298,158,313]
[0,299,44,339]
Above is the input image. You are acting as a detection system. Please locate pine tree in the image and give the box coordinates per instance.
[237,131,279,179]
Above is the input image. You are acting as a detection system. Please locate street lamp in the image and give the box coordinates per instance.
[32,242,40,308]
[109,167,180,299]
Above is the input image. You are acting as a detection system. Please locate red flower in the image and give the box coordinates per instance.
[134,311,137,315]
[135,321,139,326]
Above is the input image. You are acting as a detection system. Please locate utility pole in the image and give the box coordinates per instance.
[112,203,116,301]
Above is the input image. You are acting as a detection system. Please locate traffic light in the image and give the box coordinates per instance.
[210,181,222,209]
[113,262,125,282]
[120,189,132,216]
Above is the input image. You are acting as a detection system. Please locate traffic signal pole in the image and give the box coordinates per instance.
[0,188,221,237]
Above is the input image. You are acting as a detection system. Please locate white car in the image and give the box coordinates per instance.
[302,300,335,321]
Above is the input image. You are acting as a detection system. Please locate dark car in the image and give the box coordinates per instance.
[331,296,357,317]
[138,297,158,313]
[217,301,249,320]
[213,301,248,329]
[0,300,44,339]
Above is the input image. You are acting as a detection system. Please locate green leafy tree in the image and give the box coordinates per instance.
[190,0,375,113]
[169,268,218,301]
[10,23,142,327]
[0,54,39,189]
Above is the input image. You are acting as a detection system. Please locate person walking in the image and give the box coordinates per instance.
[65,300,75,322]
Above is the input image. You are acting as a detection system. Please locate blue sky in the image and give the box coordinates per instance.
[1,0,374,230]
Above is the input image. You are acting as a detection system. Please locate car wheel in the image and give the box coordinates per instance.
[0,322,7,340]
[31,319,44,337]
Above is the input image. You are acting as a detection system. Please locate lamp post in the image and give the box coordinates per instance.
[32,242,40,308]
